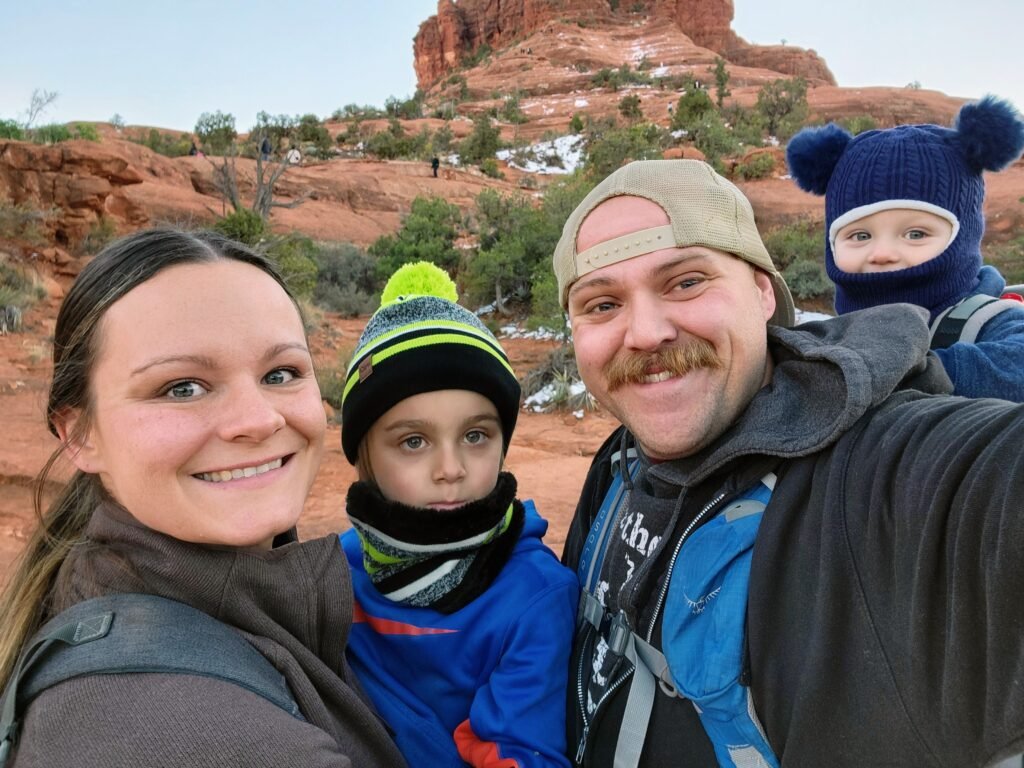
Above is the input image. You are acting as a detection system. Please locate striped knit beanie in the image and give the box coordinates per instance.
[340,262,521,464]
[787,95,1024,316]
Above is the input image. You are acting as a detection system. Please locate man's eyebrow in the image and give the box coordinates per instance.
[568,251,714,300]
[130,342,309,376]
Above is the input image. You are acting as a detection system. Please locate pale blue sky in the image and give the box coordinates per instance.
[2,0,1021,133]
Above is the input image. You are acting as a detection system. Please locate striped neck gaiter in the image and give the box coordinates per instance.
[346,472,525,614]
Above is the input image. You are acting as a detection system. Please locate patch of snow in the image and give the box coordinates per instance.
[574,98,589,107]
[498,324,566,341]
[495,134,585,175]
[794,309,833,324]
[653,65,668,77]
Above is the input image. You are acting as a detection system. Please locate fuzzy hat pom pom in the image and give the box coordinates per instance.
[786,123,853,195]
[380,261,458,306]
[955,95,1024,173]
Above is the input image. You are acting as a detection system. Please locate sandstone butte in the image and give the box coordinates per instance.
[1,0,1023,578]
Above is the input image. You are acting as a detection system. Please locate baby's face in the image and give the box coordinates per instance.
[833,208,954,273]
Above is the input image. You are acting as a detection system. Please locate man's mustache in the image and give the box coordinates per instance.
[604,340,723,391]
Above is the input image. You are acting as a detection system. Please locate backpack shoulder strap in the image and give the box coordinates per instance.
[929,293,1019,349]
[0,593,301,766]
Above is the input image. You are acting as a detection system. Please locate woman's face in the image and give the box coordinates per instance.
[60,260,326,548]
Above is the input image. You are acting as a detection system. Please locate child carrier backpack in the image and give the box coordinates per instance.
[574,448,778,768]
[0,593,302,766]
[929,288,1024,350]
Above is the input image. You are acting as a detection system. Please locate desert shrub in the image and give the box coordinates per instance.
[721,104,764,147]
[0,202,56,244]
[312,243,381,316]
[526,267,565,331]
[983,236,1024,285]
[710,57,731,108]
[783,259,832,300]
[252,112,297,148]
[761,219,825,271]
[0,261,45,310]
[569,113,584,133]
[590,64,650,92]
[583,122,666,180]
[462,44,492,69]
[385,93,424,120]
[134,129,192,157]
[480,158,504,178]
[194,110,237,154]
[756,77,808,140]
[77,216,117,255]
[213,208,266,246]
[465,176,593,313]
[264,235,319,301]
[295,113,333,157]
[521,343,594,412]
[431,123,454,155]
[31,123,71,144]
[671,88,715,132]
[72,122,100,141]
[364,119,430,160]
[733,152,776,180]
[0,120,23,140]
[502,94,529,124]
[840,115,878,136]
[619,94,643,121]
[369,196,463,276]
[689,113,739,172]
[459,114,502,164]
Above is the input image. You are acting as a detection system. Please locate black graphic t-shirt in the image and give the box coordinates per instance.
[585,476,678,717]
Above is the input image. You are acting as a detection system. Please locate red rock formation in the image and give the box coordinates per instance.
[0,140,147,246]
[413,0,835,89]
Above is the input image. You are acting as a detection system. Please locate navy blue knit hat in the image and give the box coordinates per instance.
[340,262,520,464]
[787,96,1024,316]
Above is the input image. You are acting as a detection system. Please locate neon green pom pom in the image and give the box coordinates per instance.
[380,262,458,306]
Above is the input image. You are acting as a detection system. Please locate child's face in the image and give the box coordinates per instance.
[364,389,503,509]
[833,208,954,273]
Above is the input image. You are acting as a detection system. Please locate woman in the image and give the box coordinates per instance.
[0,229,406,767]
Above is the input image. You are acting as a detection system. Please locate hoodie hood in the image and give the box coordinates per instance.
[648,303,952,488]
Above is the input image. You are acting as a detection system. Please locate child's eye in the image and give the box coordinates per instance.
[465,429,489,445]
[401,436,425,451]
[263,368,297,385]
[163,380,208,400]
[906,229,927,240]
[850,231,871,242]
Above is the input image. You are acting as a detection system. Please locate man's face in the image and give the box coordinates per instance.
[567,196,776,460]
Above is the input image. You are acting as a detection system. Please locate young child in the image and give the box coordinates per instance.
[339,262,579,768]
[787,95,1024,401]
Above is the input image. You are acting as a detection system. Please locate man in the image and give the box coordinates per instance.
[555,160,1024,767]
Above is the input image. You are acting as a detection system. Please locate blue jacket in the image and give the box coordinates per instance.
[933,265,1024,401]
[341,502,578,768]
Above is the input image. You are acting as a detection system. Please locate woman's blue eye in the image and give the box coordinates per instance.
[166,381,207,399]
[264,368,296,385]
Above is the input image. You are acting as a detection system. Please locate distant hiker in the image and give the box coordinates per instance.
[188,140,198,156]
[286,146,302,165]
[260,135,272,161]
[0,228,407,768]
[339,262,578,767]
[788,95,1024,400]
[431,156,440,177]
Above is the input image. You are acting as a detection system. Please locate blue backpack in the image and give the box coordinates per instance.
[576,451,777,768]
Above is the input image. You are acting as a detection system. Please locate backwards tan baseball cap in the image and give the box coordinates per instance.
[553,159,795,327]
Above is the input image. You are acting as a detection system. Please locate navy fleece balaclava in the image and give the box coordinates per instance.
[787,96,1024,318]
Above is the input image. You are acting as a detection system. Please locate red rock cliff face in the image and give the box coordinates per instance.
[413,0,835,89]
